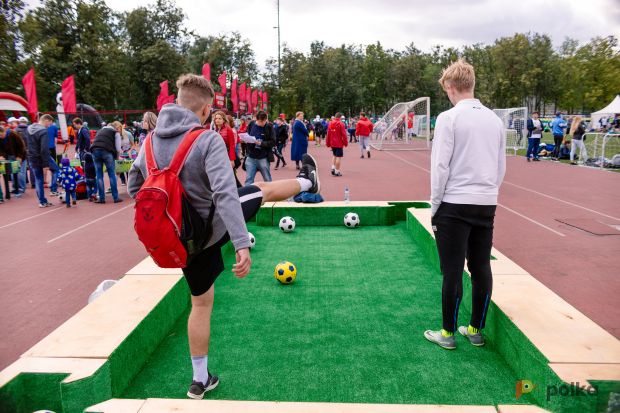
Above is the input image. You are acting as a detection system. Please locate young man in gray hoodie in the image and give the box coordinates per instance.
[26,114,55,207]
[128,73,321,400]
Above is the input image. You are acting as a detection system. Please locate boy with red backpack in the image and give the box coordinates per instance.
[127,73,322,400]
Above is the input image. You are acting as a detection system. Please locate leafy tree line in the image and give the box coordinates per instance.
[3,0,619,119]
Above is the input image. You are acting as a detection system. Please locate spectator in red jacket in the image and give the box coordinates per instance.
[238,117,248,156]
[355,112,374,159]
[213,111,236,167]
[326,112,348,176]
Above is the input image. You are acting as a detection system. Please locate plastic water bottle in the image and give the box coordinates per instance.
[345,188,349,204]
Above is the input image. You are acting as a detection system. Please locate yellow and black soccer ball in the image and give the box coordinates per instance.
[275,261,296,284]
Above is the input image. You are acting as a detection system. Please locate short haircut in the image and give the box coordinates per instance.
[40,114,54,123]
[439,58,475,93]
[565,139,571,144]
[176,73,214,113]
[532,111,539,115]
[213,111,228,126]
[276,117,283,122]
[296,111,304,118]
[360,112,366,117]
[335,112,342,118]
[73,117,83,125]
[256,110,268,121]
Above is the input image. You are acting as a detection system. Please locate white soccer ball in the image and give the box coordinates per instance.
[248,232,255,249]
[279,216,295,233]
[344,212,360,228]
[58,192,66,203]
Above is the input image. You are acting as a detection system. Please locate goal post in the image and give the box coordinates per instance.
[370,97,430,151]
[492,107,528,154]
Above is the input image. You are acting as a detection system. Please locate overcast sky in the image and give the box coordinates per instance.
[28,0,620,70]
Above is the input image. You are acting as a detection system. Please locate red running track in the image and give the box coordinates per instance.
[1,140,619,371]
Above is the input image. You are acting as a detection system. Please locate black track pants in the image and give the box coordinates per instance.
[431,202,496,332]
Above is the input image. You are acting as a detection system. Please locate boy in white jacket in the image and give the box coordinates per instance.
[425,59,506,350]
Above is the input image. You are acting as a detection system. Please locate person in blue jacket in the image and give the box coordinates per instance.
[291,111,309,170]
[550,111,567,161]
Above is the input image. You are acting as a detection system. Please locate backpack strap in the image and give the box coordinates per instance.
[143,131,158,175]
[168,126,207,175]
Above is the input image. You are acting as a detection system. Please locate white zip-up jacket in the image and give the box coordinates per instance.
[430,98,506,214]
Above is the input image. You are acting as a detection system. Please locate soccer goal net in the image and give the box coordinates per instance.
[370,97,430,151]
[492,107,528,154]
[581,132,620,166]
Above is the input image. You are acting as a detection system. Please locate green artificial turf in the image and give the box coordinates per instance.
[121,222,533,406]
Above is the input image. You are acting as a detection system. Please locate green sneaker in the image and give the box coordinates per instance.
[458,326,485,347]
[424,330,456,350]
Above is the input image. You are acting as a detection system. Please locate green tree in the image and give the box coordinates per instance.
[0,0,26,95]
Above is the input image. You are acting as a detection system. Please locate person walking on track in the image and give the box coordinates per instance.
[128,73,322,400]
[551,111,567,161]
[326,112,348,176]
[356,112,373,159]
[425,58,506,350]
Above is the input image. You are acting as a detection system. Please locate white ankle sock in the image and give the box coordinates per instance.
[297,178,312,192]
[191,355,209,385]
[331,165,335,170]
[335,169,340,174]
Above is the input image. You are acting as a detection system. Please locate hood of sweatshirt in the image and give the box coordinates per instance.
[154,103,202,139]
[27,123,46,135]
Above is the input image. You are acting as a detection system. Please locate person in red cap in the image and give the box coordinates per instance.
[326,112,348,176]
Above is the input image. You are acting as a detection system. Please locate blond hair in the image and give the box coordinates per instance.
[439,58,475,93]
[143,112,157,131]
[570,116,583,135]
[111,121,128,140]
[296,111,304,119]
[176,73,214,113]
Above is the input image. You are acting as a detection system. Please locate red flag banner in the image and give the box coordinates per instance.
[252,90,258,111]
[231,78,238,113]
[218,71,227,95]
[246,86,252,114]
[214,92,226,109]
[238,100,247,113]
[22,68,38,114]
[263,92,268,104]
[61,75,76,113]
[157,80,170,111]
[202,63,211,81]
[239,82,247,113]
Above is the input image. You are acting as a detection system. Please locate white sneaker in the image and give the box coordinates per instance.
[39,202,53,208]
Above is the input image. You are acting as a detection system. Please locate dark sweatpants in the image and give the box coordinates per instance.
[552,135,563,158]
[431,202,495,333]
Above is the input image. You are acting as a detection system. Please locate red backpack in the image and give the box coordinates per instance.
[134,127,215,268]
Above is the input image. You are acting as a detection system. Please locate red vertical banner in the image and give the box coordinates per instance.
[157,80,169,111]
[61,75,76,113]
[246,86,252,114]
[252,90,258,112]
[22,68,38,116]
[239,82,247,113]
[202,63,211,81]
[231,78,238,113]
[218,71,227,95]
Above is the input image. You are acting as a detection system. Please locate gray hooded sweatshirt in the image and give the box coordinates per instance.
[127,104,251,251]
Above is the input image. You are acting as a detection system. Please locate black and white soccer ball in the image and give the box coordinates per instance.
[344,213,360,228]
[279,216,295,233]
[248,232,255,249]
[58,192,66,203]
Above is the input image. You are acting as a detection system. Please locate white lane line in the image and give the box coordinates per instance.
[498,204,565,236]
[502,181,620,222]
[384,151,430,173]
[386,150,566,236]
[47,204,133,243]
[0,200,87,230]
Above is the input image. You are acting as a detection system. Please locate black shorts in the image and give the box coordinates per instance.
[332,147,343,157]
[182,185,263,296]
